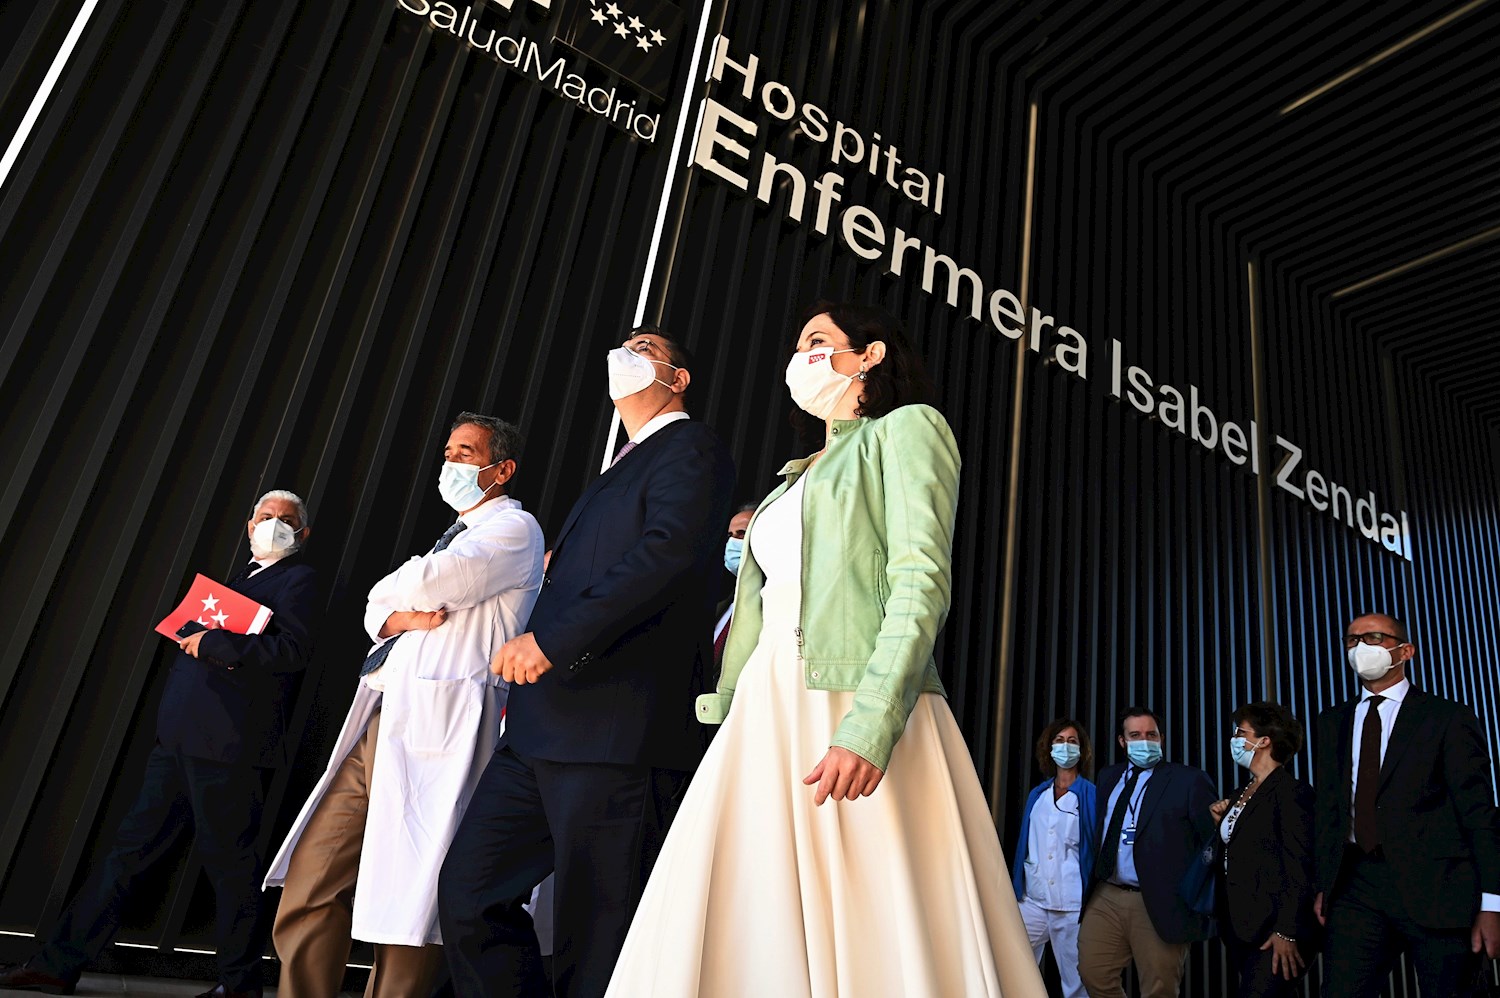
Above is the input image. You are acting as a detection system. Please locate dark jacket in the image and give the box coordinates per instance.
[508,419,735,770]
[1217,766,1316,946]
[1314,687,1500,929]
[1090,759,1218,944]
[156,554,320,768]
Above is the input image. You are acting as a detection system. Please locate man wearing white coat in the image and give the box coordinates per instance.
[264,412,544,998]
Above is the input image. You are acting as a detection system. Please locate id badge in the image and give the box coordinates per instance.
[1121,826,1137,846]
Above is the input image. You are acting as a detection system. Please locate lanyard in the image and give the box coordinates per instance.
[1122,768,1145,828]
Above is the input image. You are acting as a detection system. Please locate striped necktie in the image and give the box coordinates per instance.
[609,440,638,468]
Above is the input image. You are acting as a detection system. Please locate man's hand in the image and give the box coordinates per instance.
[378,609,447,638]
[1259,934,1305,979]
[1472,909,1500,957]
[491,632,554,685]
[178,631,207,658]
[803,746,884,805]
[1314,892,1325,926]
[1209,798,1230,824]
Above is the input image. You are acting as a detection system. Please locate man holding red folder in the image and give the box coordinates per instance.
[0,491,319,998]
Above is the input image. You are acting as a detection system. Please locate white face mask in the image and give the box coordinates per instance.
[607,346,678,401]
[249,517,299,559]
[784,348,857,419]
[1348,643,1397,682]
[438,460,499,512]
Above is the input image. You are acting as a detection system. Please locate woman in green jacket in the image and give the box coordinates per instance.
[607,302,1043,998]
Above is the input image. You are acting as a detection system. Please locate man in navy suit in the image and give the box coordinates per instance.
[439,326,735,998]
[1314,612,1500,998]
[0,490,320,998]
[1078,705,1217,998]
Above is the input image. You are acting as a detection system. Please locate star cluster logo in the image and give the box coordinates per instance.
[198,592,231,629]
[555,0,684,100]
[588,1,668,52]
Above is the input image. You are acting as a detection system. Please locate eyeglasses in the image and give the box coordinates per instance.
[626,337,668,359]
[1344,631,1403,648]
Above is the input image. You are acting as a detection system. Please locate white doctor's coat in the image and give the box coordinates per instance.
[264,495,543,946]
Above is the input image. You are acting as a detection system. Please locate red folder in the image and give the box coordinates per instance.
[155,573,273,641]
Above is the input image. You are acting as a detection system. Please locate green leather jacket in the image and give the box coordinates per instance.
[695,403,959,770]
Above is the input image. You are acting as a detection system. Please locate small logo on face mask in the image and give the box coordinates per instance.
[807,352,827,364]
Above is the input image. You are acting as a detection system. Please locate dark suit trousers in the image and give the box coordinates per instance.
[34,744,268,990]
[1323,848,1480,998]
[438,746,686,998]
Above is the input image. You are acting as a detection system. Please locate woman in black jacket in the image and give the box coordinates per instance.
[1210,701,1317,996]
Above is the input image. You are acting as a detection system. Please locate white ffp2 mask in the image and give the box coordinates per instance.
[250,518,298,559]
[607,347,677,400]
[1348,643,1397,682]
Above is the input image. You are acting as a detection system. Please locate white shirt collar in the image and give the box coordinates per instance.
[459,494,519,527]
[1360,676,1411,704]
[250,554,285,570]
[630,410,690,445]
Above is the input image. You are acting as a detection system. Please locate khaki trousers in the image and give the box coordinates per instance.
[1077,883,1188,998]
[273,711,443,998]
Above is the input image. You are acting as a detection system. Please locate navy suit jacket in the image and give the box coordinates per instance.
[507,419,735,770]
[1314,687,1500,929]
[156,553,320,768]
[1090,759,1218,944]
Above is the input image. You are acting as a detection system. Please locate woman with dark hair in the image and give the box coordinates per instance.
[606,302,1044,996]
[1011,719,1097,997]
[1210,701,1317,997]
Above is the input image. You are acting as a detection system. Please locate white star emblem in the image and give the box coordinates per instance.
[635,34,650,50]
[590,7,607,23]
[212,610,230,628]
[627,15,643,30]
[605,2,621,17]
[613,22,629,37]
[201,593,219,611]
[650,28,666,45]
[196,616,207,626]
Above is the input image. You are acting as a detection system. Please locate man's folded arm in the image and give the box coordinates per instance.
[365,514,542,616]
[198,568,320,672]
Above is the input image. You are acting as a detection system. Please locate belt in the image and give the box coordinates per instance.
[1107,882,1141,892]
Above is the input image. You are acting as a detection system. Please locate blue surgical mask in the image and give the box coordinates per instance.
[1050,742,1081,771]
[1230,736,1258,770]
[1125,740,1163,768]
[724,537,744,575]
[438,460,499,512]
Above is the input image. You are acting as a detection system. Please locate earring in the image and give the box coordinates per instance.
[857,365,868,382]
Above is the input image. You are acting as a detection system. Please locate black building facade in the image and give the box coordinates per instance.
[2,1,1497,994]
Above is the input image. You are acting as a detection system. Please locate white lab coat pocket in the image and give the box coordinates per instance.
[402,676,481,756]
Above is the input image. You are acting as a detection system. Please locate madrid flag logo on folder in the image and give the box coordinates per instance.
[155,574,273,641]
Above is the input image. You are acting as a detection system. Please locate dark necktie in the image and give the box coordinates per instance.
[231,561,259,584]
[1095,766,1142,881]
[1354,695,1386,853]
[359,521,469,677]
[609,440,638,468]
[713,612,732,665]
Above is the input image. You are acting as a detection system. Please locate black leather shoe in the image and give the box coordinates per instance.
[194,985,263,998]
[0,963,76,995]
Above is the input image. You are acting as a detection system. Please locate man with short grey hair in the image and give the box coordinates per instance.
[266,412,545,998]
[0,491,321,998]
